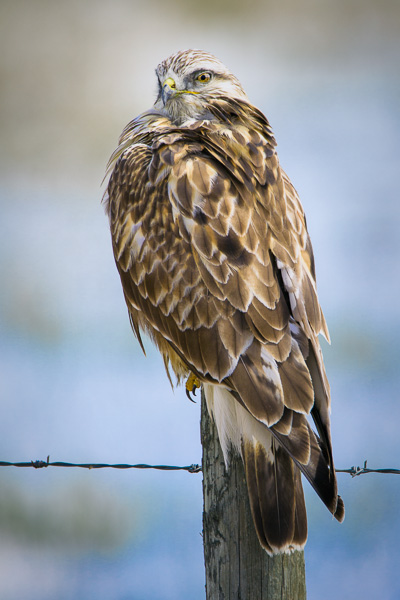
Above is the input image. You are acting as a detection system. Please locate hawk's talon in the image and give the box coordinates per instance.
[185,373,201,403]
[186,388,196,403]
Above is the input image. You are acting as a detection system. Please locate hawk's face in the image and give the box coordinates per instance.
[154,49,247,123]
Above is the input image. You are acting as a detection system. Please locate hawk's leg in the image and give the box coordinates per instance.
[185,372,201,403]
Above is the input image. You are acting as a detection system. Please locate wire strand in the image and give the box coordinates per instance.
[0,457,202,473]
[0,458,398,476]
[335,460,400,477]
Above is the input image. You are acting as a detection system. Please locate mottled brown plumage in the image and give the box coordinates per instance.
[104,49,344,554]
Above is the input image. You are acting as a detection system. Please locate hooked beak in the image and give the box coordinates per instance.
[161,77,199,106]
[161,78,177,105]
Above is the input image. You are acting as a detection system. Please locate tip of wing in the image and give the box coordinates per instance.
[334,495,345,522]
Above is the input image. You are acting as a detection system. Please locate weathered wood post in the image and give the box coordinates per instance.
[201,391,306,600]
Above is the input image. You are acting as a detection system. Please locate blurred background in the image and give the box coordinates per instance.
[0,0,399,598]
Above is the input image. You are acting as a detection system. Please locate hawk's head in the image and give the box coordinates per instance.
[154,49,247,123]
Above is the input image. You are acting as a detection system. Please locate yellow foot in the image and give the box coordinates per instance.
[185,373,201,403]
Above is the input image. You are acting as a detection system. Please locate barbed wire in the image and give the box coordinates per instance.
[0,458,398,477]
[0,457,201,473]
[336,460,400,477]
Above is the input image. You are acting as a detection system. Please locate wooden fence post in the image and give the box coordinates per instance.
[201,391,307,600]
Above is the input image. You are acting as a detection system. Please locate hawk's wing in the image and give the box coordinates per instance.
[105,103,344,552]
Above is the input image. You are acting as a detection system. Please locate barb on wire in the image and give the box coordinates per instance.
[0,458,399,477]
[335,460,400,477]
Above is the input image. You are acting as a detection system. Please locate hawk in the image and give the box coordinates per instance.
[104,49,344,554]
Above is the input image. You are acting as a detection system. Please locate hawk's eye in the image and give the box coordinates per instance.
[196,72,212,83]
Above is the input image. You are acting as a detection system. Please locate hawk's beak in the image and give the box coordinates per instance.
[161,78,177,104]
[161,77,199,105]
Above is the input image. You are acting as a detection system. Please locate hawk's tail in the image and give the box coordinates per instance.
[242,434,307,554]
[204,383,308,554]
